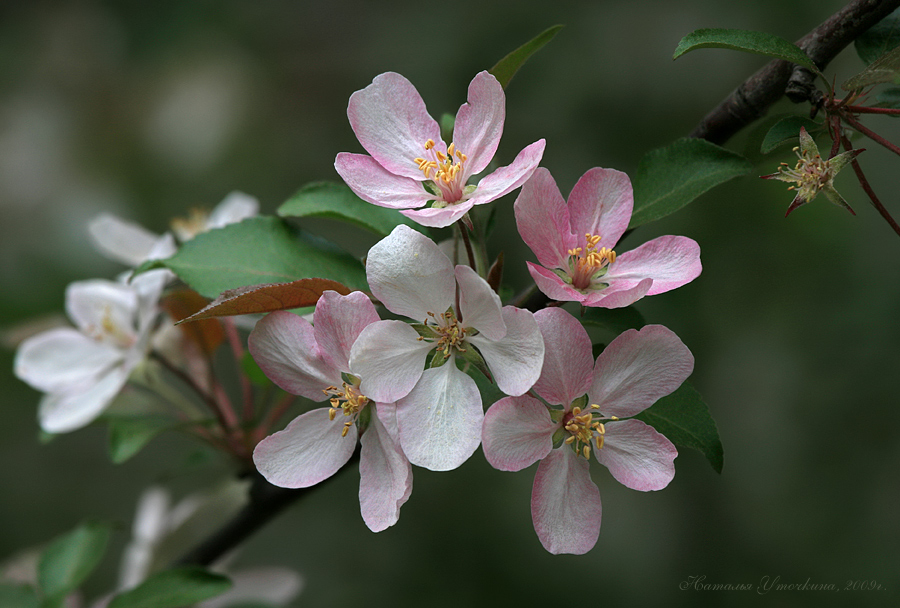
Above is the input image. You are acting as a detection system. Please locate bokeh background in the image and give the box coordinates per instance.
[2,0,898,606]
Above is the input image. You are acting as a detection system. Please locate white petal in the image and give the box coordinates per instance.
[39,367,129,433]
[15,327,123,393]
[199,567,303,608]
[313,291,379,373]
[455,265,505,340]
[594,419,677,491]
[396,359,483,471]
[66,280,138,343]
[205,191,259,230]
[359,405,413,532]
[88,213,161,266]
[350,320,433,403]
[468,306,543,397]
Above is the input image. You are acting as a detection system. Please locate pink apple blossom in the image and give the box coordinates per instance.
[349,225,545,472]
[334,71,545,228]
[249,290,412,532]
[481,307,693,554]
[514,167,702,308]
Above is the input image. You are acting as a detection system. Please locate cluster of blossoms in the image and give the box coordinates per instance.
[249,71,702,553]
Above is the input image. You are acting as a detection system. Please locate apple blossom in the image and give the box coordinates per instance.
[514,167,702,308]
[13,269,169,433]
[481,307,692,554]
[334,71,545,228]
[349,225,544,471]
[249,290,412,532]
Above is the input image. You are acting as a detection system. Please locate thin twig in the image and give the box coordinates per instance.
[150,350,238,431]
[839,109,900,156]
[841,134,900,236]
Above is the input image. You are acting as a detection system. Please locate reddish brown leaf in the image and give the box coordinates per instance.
[160,288,225,354]
[176,278,352,324]
[487,251,504,294]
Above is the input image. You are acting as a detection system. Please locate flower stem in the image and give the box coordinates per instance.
[840,134,900,237]
[458,220,478,270]
[843,104,900,115]
[222,318,254,423]
[839,109,900,157]
[150,350,239,432]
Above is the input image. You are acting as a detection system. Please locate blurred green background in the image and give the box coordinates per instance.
[2,0,898,606]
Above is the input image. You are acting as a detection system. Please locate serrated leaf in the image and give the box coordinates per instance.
[177,278,350,324]
[760,116,823,153]
[630,138,752,228]
[633,381,723,473]
[580,306,646,335]
[107,415,177,464]
[673,28,820,74]
[0,583,39,608]
[108,567,231,608]
[139,217,367,299]
[843,45,900,91]
[277,182,423,237]
[855,8,900,65]
[489,25,564,89]
[37,522,111,598]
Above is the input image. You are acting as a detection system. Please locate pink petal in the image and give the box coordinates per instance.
[466,139,546,206]
[399,202,474,228]
[531,448,602,555]
[350,320,433,403]
[582,278,653,309]
[396,359,483,471]
[590,325,694,418]
[334,153,432,210]
[359,405,413,532]
[66,280,138,342]
[313,290,380,373]
[366,225,455,321]
[467,306,543,397]
[514,167,576,269]
[604,235,702,296]
[532,308,593,407]
[482,395,556,471]
[347,72,442,180]
[455,265,506,341]
[88,213,161,267]
[595,419,677,491]
[452,71,504,177]
[38,366,129,433]
[526,262,586,303]
[15,327,123,393]
[248,311,339,401]
[567,167,633,251]
[253,408,357,488]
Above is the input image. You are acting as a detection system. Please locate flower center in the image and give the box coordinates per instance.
[85,305,136,349]
[776,146,832,200]
[323,381,369,437]
[414,139,469,204]
[419,309,468,359]
[567,233,616,291]
[171,208,210,241]
[563,404,618,459]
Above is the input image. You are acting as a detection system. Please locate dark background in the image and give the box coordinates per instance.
[1,1,898,606]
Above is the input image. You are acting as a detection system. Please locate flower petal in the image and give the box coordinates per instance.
[88,213,161,267]
[452,71,504,177]
[365,225,455,320]
[482,395,556,472]
[66,280,138,341]
[514,167,576,269]
[253,408,357,488]
[604,235,701,296]
[590,325,694,418]
[199,567,303,608]
[582,278,653,309]
[350,320,433,403]
[531,448,602,555]
[334,153,432,210]
[15,327,123,393]
[314,290,380,373]
[399,202,474,228]
[455,265,505,341]
[532,308,593,407]
[526,262,585,303]
[395,359,483,471]
[359,404,413,532]
[468,306,543,397]
[205,191,259,230]
[347,72,442,180]
[567,167,633,251]
[594,419,677,491]
[39,366,129,433]
[466,139,545,206]
[248,311,339,401]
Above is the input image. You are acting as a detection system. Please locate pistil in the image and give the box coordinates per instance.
[567,233,616,291]
[414,139,468,203]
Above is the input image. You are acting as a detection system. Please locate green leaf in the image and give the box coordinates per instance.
[855,8,900,65]
[489,25,564,89]
[633,381,724,474]
[842,45,900,91]
[760,116,823,153]
[630,138,752,228]
[139,217,367,299]
[0,584,40,608]
[108,567,231,608]
[673,28,820,74]
[107,415,177,464]
[37,522,111,598]
[579,306,646,335]
[277,182,423,238]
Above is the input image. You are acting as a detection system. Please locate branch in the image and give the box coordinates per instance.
[690,0,900,144]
